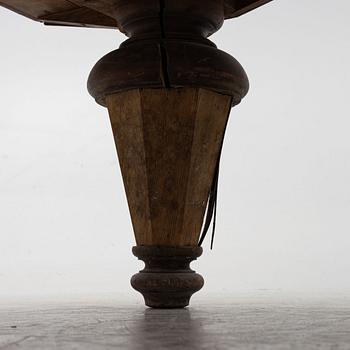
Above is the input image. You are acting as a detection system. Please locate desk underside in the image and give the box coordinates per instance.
[0,0,272,29]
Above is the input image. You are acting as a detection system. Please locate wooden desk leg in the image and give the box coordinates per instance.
[87,0,249,308]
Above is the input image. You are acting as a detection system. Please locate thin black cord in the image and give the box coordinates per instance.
[198,164,218,247]
[159,0,170,88]
[210,170,219,250]
[198,97,233,249]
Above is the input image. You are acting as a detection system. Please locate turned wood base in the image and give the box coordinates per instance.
[131,246,204,308]
[85,0,249,307]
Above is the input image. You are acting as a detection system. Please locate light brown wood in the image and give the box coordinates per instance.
[106,88,232,247]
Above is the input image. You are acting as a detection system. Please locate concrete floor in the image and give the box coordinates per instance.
[0,298,350,349]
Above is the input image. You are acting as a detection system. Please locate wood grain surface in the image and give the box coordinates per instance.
[106,88,231,246]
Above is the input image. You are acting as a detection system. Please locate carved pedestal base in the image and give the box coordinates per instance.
[131,246,204,308]
[86,0,249,308]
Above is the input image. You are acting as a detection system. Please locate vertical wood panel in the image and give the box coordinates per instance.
[140,89,198,246]
[181,89,232,245]
[106,88,231,247]
[106,90,152,245]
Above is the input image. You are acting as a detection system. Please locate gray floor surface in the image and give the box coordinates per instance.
[0,298,350,349]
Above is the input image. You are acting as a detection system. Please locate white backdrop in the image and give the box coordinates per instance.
[1,0,349,302]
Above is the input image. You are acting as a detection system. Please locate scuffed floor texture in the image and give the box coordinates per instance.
[0,298,350,349]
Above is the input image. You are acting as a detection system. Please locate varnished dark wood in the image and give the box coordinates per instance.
[131,246,204,308]
[0,0,273,29]
[88,42,248,107]
[88,0,249,106]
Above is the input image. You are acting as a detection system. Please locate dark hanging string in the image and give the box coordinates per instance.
[198,97,233,249]
[197,153,220,249]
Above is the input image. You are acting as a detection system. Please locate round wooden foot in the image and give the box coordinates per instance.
[131,246,204,308]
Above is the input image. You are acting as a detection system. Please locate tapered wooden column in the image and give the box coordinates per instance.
[106,88,232,247]
[106,88,232,307]
[87,0,249,308]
